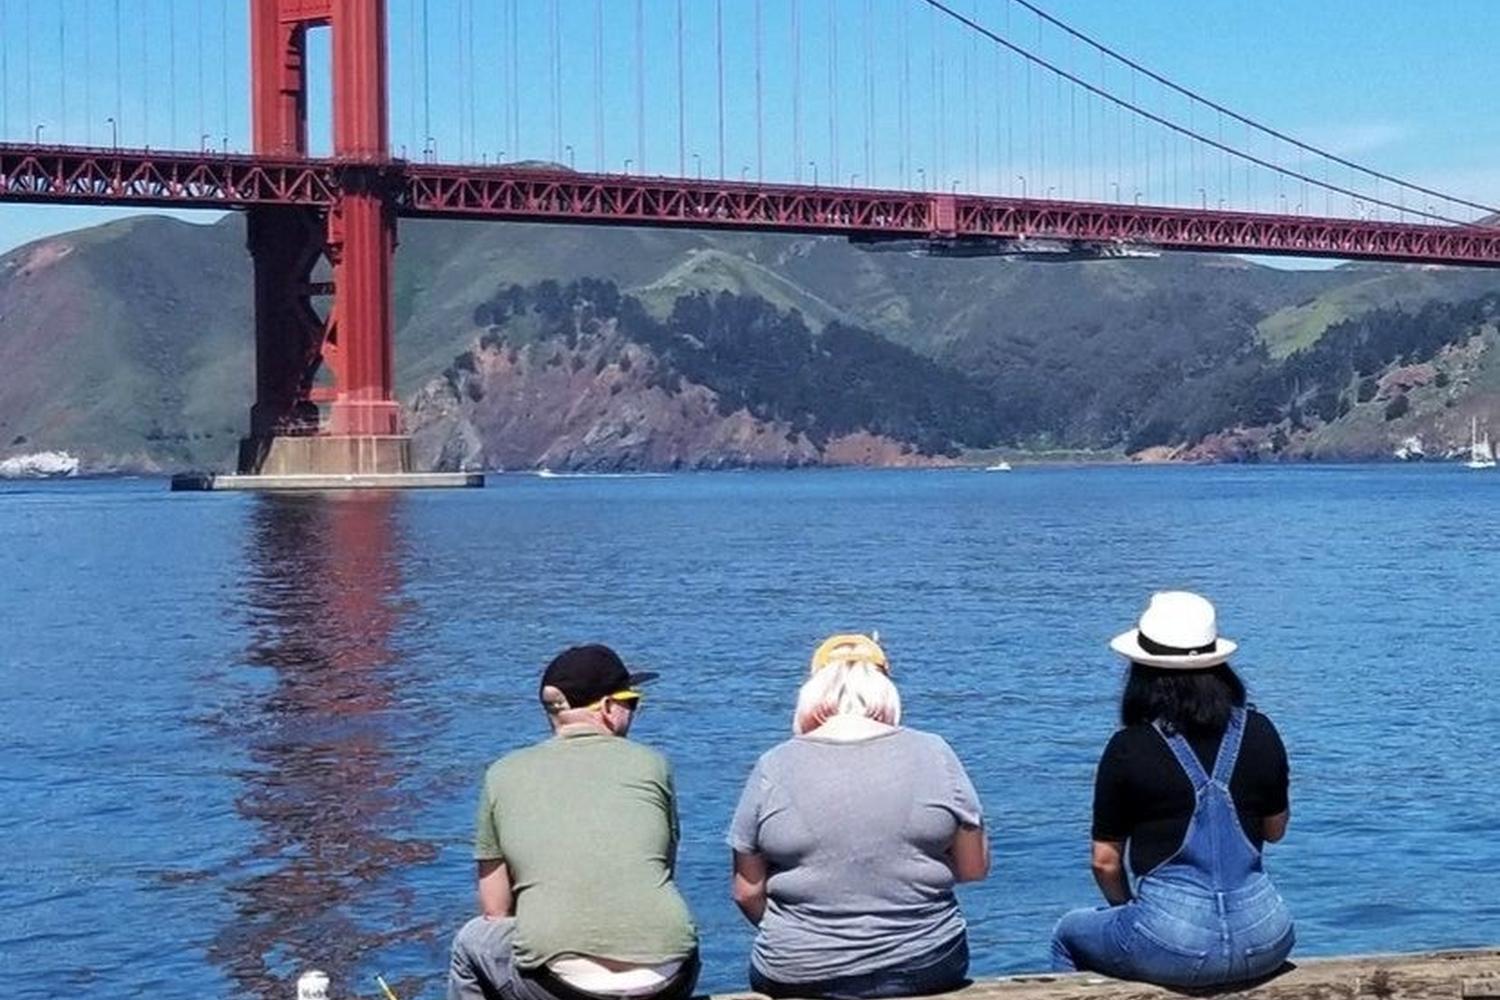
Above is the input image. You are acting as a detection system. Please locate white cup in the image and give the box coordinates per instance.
[297,970,331,1000]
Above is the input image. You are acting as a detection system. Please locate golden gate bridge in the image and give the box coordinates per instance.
[0,0,1495,481]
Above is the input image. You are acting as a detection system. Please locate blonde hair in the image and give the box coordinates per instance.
[792,660,902,735]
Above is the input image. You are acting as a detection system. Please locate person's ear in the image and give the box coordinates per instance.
[540,685,570,714]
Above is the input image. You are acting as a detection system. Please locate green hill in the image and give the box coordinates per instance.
[3,210,1500,471]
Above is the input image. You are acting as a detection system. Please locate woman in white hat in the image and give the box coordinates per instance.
[1050,592,1294,987]
[727,634,990,998]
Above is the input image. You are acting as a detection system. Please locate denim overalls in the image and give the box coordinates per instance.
[1051,708,1295,986]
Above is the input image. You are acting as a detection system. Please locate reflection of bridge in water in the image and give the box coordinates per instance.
[209,493,440,999]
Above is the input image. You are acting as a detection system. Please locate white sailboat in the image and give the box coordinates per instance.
[1466,417,1495,470]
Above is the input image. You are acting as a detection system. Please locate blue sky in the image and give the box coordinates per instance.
[2,0,1498,259]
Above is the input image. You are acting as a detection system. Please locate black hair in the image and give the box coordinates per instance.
[1121,662,1246,735]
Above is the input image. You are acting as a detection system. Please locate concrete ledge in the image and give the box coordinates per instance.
[170,471,484,491]
[714,950,1500,1000]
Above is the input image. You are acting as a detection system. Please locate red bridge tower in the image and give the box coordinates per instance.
[242,0,405,476]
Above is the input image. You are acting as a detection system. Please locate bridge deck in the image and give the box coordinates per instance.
[715,950,1500,1000]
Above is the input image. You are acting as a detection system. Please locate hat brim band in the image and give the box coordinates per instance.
[1110,630,1236,670]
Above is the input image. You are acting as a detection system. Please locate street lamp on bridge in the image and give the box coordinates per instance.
[1016,174,1027,198]
[917,167,926,190]
[34,124,45,144]
[565,144,575,169]
[1198,187,1207,210]
[1111,181,1120,203]
[1134,190,1142,205]
[741,164,750,181]
[693,152,702,180]
[105,117,118,149]
[849,173,859,187]
[809,161,819,186]
[624,157,633,175]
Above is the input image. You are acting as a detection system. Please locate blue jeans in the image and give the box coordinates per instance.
[750,932,969,1000]
[1051,879,1294,988]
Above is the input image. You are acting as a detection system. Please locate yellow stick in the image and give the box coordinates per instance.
[375,974,401,1000]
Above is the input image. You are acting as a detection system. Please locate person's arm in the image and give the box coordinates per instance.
[1090,732,1134,905]
[477,860,513,918]
[1258,712,1292,845]
[731,850,769,925]
[938,739,989,882]
[950,823,991,882]
[1091,839,1131,905]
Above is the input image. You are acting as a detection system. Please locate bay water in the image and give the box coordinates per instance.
[3,466,1498,998]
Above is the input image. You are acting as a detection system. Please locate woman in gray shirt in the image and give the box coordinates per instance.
[727,634,990,999]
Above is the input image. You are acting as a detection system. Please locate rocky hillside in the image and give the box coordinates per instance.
[408,280,993,471]
[2,210,1500,472]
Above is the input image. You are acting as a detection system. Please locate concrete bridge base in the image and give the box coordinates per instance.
[170,470,483,491]
[236,434,414,477]
[169,434,484,490]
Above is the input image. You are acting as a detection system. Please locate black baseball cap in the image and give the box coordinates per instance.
[539,644,658,710]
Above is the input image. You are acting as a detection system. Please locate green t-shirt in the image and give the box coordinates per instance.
[473,726,698,967]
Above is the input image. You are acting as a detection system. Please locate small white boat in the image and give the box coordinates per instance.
[1466,417,1495,470]
[985,460,1013,472]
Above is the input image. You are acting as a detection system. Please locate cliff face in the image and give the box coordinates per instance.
[407,323,937,472]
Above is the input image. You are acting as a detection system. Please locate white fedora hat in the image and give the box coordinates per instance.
[1110,591,1237,670]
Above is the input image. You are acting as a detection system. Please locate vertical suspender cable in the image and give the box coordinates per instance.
[902,1,912,187]
[1005,1,1012,194]
[462,0,474,164]
[220,0,228,148]
[1,0,8,140]
[1035,14,1043,197]
[422,0,432,157]
[509,0,519,158]
[23,0,31,142]
[84,0,93,144]
[59,3,67,143]
[197,0,206,146]
[169,0,177,147]
[864,0,876,183]
[456,0,467,160]
[829,0,839,184]
[139,3,148,146]
[716,0,725,178]
[993,10,1002,194]
[961,1,970,190]
[551,0,561,165]
[408,0,418,156]
[595,0,604,171]
[791,0,800,181]
[634,0,644,172]
[927,4,936,189]
[494,0,504,160]
[676,0,685,177]
[754,0,763,181]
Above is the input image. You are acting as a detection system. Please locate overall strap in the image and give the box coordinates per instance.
[1154,720,1211,790]
[1210,707,1249,786]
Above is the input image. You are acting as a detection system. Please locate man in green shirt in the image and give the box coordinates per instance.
[448,644,699,1000]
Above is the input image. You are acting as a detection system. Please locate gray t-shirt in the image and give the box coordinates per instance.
[727,727,984,983]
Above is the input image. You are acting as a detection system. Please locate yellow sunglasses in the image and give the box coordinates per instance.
[584,690,644,711]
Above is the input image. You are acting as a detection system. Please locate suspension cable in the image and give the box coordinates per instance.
[918,0,1487,223]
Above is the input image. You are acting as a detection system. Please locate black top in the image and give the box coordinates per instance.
[1091,709,1290,876]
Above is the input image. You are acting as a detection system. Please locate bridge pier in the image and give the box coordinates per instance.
[227,0,470,486]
